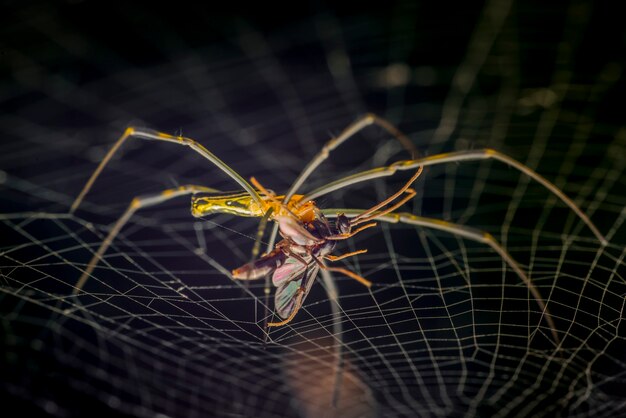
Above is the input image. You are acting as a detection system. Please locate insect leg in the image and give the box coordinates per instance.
[325,249,367,262]
[350,172,420,226]
[310,255,372,288]
[266,288,305,327]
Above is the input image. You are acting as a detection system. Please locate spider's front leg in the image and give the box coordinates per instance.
[71,127,264,215]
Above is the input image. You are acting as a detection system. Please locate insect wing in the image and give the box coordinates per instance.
[274,263,320,319]
[272,255,309,287]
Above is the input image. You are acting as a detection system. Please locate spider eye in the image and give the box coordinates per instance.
[336,214,351,234]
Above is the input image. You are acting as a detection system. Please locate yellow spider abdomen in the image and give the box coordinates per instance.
[191,191,316,221]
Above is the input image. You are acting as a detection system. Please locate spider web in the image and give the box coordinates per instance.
[2,1,625,417]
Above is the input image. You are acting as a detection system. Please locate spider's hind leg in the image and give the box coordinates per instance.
[74,185,217,294]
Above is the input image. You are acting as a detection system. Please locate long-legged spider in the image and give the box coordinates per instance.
[70,113,607,345]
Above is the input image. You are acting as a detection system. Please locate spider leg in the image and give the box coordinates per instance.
[256,209,274,331]
[322,209,560,345]
[252,207,274,264]
[74,185,218,294]
[250,177,276,199]
[305,149,607,246]
[70,127,262,214]
[283,113,419,205]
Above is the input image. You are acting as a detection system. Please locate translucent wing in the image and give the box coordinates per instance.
[272,255,309,287]
[274,258,320,319]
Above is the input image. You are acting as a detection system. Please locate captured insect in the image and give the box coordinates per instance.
[70,114,607,344]
[232,170,421,327]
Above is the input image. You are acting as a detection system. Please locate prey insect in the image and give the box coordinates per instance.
[69,114,608,345]
[232,170,421,327]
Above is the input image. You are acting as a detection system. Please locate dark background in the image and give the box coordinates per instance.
[1,1,625,417]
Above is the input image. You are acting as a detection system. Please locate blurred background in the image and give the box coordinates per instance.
[1,1,625,417]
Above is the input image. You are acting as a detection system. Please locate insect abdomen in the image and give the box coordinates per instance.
[232,248,287,280]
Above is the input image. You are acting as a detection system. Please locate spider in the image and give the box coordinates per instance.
[70,114,607,345]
